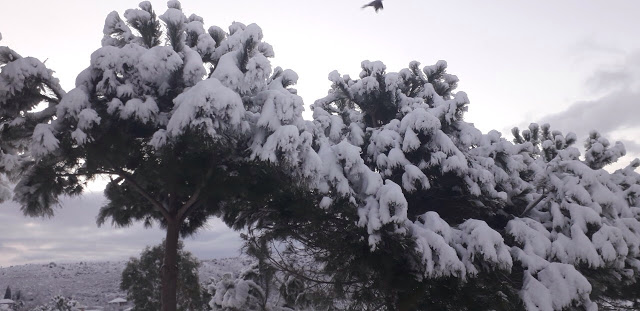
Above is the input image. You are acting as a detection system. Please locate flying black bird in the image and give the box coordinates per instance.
[362,0,384,12]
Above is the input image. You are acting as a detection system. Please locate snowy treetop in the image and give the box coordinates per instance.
[309,58,640,310]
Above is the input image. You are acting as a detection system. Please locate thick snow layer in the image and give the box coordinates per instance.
[376,180,408,226]
[458,219,513,273]
[182,47,206,87]
[411,213,466,278]
[56,88,89,120]
[211,51,243,91]
[253,124,301,163]
[102,12,134,47]
[123,7,151,25]
[537,263,596,310]
[507,218,551,258]
[159,7,187,28]
[71,128,89,145]
[138,46,183,91]
[255,90,303,132]
[402,164,430,192]
[0,57,59,105]
[209,274,262,310]
[166,78,245,139]
[30,124,59,157]
[120,97,158,123]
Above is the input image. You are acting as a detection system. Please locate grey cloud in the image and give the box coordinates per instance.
[619,139,640,155]
[569,37,625,56]
[0,193,241,266]
[538,89,640,137]
[536,50,640,156]
[584,51,640,93]
[586,70,634,93]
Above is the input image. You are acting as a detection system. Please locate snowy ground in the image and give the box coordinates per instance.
[0,257,250,309]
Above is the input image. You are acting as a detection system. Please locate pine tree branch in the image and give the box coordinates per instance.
[265,240,362,286]
[28,103,57,122]
[176,160,217,221]
[520,192,547,217]
[598,297,638,310]
[35,93,59,105]
[115,168,172,221]
[53,171,108,177]
[42,80,65,102]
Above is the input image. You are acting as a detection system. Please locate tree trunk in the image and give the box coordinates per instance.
[162,218,180,311]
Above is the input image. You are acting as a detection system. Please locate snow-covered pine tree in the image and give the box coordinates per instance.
[300,60,523,310]
[511,125,640,310]
[0,2,316,311]
[240,60,529,309]
[248,59,640,310]
[0,33,66,206]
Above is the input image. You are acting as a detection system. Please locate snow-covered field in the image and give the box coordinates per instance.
[0,257,250,309]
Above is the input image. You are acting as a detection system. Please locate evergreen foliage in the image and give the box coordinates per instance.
[3,286,10,300]
[121,241,208,311]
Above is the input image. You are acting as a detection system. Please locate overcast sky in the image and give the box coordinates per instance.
[1,0,639,266]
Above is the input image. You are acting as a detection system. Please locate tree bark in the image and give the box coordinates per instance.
[162,218,180,311]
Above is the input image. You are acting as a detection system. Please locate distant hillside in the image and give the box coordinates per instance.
[0,257,251,309]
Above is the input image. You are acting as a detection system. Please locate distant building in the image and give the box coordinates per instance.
[0,299,14,311]
[107,298,128,311]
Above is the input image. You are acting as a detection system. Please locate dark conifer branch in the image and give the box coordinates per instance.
[520,192,547,217]
[42,80,65,102]
[176,160,216,221]
[264,239,363,286]
[115,168,172,220]
[34,94,59,105]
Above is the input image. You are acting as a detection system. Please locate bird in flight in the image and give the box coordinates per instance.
[362,0,384,12]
